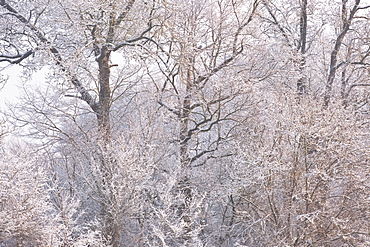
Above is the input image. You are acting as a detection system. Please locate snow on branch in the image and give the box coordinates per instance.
[0,49,34,64]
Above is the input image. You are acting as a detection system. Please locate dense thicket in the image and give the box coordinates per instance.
[0,0,369,246]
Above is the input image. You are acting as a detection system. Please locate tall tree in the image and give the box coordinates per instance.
[0,0,156,141]
[262,0,309,95]
[323,0,361,106]
[0,1,160,245]
[151,0,261,243]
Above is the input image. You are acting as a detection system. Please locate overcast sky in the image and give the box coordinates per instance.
[0,65,47,109]
[0,65,22,108]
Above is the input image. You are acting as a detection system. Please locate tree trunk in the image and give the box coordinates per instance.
[297,0,307,95]
[177,60,195,242]
[324,0,360,107]
[96,45,112,143]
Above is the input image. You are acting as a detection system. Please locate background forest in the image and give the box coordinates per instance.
[0,0,370,246]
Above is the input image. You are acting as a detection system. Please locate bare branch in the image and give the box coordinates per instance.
[0,49,33,64]
[115,0,136,26]
[0,0,100,113]
[64,94,83,100]
[158,101,180,116]
[347,83,370,96]
[324,0,361,107]
[190,149,215,164]
[195,46,243,85]
[262,0,292,47]
[112,24,155,51]
[357,5,370,10]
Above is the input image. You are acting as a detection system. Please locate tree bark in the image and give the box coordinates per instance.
[323,0,360,107]
[96,45,112,143]
[297,0,307,95]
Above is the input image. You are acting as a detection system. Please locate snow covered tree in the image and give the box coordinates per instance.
[0,150,55,246]
[0,1,162,245]
[1,0,370,246]
[215,88,370,246]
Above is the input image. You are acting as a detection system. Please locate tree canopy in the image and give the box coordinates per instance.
[0,0,370,246]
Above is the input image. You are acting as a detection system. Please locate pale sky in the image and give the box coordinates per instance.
[0,65,46,109]
[1,0,370,108]
[0,65,22,108]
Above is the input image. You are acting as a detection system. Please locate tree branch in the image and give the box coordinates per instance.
[262,0,292,47]
[158,100,180,116]
[323,0,360,107]
[347,83,370,95]
[0,49,34,64]
[358,5,370,10]
[193,1,259,86]
[0,0,100,113]
[190,149,215,164]
[194,46,243,85]
[112,23,155,51]
[115,0,136,26]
